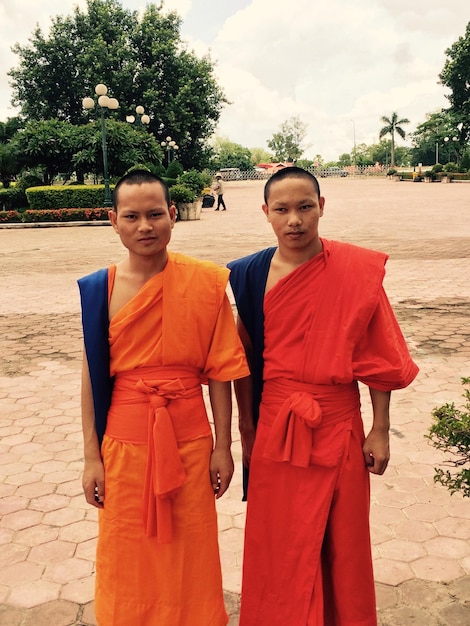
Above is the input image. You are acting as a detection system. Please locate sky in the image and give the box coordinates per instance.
[0,0,469,161]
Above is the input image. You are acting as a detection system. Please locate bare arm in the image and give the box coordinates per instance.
[233,317,256,467]
[208,379,234,499]
[363,387,391,475]
[81,348,105,507]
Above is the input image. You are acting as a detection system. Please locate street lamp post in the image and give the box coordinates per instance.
[350,120,356,174]
[126,105,150,128]
[444,136,458,163]
[160,136,179,168]
[82,84,119,207]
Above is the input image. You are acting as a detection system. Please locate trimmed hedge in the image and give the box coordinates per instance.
[0,188,27,210]
[26,185,114,210]
[0,208,110,223]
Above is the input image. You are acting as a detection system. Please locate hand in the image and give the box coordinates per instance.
[240,424,256,468]
[210,447,234,499]
[363,428,390,475]
[82,459,105,508]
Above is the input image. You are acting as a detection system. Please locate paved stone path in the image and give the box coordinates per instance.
[0,178,469,625]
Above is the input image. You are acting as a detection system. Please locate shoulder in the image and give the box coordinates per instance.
[327,239,388,266]
[169,252,227,277]
[228,247,276,272]
[78,267,109,290]
[168,252,229,292]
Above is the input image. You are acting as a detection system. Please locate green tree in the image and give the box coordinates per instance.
[337,153,351,167]
[0,118,24,143]
[8,0,225,169]
[210,137,252,171]
[249,147,273,166]
[0,143,20,188]
[439,21,470,146]
[10,119,76,184]
[353,143,374,167]
[409,110,462,167]
[368,140,410,167]
[267,116,307,162]
[11,118,162,184]
[378,112,410,167]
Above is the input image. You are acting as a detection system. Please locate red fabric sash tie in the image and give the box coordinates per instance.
[261,378,360,468]
[263,392,323,467]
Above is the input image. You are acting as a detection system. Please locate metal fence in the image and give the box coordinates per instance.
[211,164,388,181]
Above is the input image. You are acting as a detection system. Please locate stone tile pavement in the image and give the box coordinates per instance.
[0,178,469,625]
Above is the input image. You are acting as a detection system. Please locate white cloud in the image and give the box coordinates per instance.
[1,0,468,162]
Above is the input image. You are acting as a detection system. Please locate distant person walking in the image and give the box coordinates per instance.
[213,174,227,211]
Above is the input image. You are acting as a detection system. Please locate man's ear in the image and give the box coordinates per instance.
[262,203,270,221]
[169,204,177,225]
[108,209,118,232]
[319,196,325,216]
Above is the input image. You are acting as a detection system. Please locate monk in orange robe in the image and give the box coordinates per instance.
[228,167,418,625]
[78,170,249,626]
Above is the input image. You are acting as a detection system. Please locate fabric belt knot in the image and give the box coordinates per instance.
[263,391,323,467]
[135,378,190,543]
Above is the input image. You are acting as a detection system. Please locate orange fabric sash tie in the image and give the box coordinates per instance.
[106,367,212,543]
[262,378,360,467]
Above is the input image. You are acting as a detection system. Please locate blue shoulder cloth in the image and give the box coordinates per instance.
[228,248,276,499]
[77,268,113,445]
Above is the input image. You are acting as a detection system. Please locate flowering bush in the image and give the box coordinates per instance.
[0,210,22,223]
[21,208,110,223]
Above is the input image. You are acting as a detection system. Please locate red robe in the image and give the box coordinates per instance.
[238,240,418,626]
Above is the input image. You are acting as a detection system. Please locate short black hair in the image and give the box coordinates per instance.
[113,169,170,211]
[264,166,321,204]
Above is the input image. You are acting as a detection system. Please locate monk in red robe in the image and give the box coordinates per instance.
[79,170,249,625]
[228,167,418,625]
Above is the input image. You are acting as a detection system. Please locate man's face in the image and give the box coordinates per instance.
[262,176,325,253]
[109,181,176,258]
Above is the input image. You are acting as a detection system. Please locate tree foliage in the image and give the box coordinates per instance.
[439,21,470,146]
[267,116,307,162]
[210,137,252,171]
[378,112,410,167]
[409,110,463,167]
[427,377,470,498]
[10,118,162,184]
[8,0,226,169]
[249,147,274,166]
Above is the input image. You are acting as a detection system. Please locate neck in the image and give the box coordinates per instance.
[277,238,323,267]
[126,250,169,280]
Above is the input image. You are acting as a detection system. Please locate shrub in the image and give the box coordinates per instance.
[432,163,444,173]
[427,377,470,497]
[169,184,196,204]
[166,160,184,179]
[0,210,22,223]
[0,188,26,210]
[443,162,459,173]
[177,169,206,196]
[21,208,110,222]
[26,185,114,210]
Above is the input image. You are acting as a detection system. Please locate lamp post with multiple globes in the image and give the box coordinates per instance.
[126,105,150,128]
[160,136,179,167]
[82,83,119,207]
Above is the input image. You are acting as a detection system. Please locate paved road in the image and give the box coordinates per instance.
[0,178,469,625]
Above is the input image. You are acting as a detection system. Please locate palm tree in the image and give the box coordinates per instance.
[379,112,410,167]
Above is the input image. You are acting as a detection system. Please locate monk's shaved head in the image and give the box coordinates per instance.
[264,167,321,204]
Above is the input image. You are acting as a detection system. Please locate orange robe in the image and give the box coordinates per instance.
[235,240,418,626]
[93,252,249,626]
